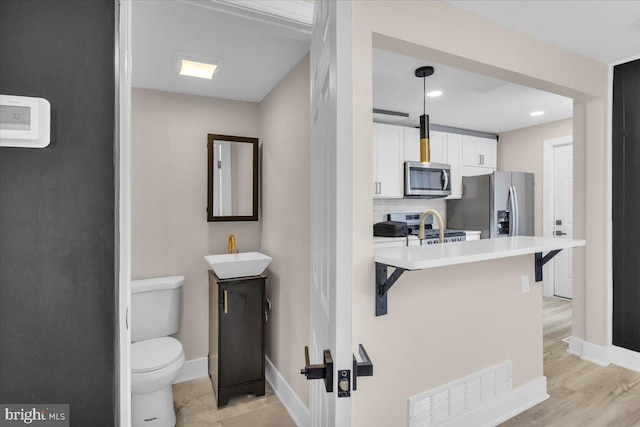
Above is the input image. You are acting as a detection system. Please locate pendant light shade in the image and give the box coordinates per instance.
[415,66,435,164]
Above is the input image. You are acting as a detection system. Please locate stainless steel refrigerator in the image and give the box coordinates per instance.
[447,171,534,239]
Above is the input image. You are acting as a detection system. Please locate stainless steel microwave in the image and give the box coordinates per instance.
[404,161,451,198]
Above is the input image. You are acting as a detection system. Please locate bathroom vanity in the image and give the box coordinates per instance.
[208,271,265,407]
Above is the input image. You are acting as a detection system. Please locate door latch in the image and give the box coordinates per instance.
[555,230,567,236]
[300,346,333,393]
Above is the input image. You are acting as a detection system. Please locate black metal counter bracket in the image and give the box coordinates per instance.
[535,250,562,282]
[376,263,407,316]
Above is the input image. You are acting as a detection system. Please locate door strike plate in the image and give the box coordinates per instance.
[338,370,351,398]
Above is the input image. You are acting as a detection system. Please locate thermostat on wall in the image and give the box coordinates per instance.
[0,94,51,148]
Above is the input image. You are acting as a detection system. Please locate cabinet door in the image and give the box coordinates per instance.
[219,280,264,388]
[446,133,462,199]
[403,126,420,162]
[372,126,379,195]
[374,123,404,198]
[461,135,480,167]
[429,131,447,164]
[479,138,497,169]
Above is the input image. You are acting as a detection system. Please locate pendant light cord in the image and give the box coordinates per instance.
[423,75,426,115]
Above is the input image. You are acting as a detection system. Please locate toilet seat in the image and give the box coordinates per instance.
[132,337,184,373]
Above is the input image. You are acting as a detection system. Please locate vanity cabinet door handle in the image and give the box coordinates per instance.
[223,290,228,314]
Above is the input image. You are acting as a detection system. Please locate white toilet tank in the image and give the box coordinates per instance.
[131,276,184,343]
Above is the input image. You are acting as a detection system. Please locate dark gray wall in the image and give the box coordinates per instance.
[613,59,640,353]
[0,1,115,425]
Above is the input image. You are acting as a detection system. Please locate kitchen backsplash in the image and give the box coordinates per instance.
[373,198,447,226]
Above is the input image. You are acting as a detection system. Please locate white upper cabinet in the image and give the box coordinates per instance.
[446,133,462,199]
[461,135,497,169]
[403,128,447,164]
[403,126,420,163]
[373,122,404,198]
[429,131,448,164]
[373,123,494,200]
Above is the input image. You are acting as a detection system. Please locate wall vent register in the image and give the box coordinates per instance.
[0,94,51,148]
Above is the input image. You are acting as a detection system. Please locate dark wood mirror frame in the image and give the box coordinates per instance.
[207,134,259,222]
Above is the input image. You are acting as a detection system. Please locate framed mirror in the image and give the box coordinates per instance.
[207,134,258,222]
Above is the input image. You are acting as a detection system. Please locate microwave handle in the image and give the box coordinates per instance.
[442,169,449,191]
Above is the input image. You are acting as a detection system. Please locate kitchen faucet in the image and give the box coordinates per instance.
[228,234,237,254]
[418,209,444,243]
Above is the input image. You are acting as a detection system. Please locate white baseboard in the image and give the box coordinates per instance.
[443,377,549,427]
[583,341,611,366]
[567,336,584,357]
[566,336,611,367]
[173,357,209,384]
[611,345,640,372]
[265,355,310,427]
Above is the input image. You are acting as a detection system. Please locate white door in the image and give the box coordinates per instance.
[309,0,353,425]
[553,144,573,298]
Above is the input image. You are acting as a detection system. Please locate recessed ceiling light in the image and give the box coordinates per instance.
[530,110,545,117]
[427,90,443,98]
[179,60,218,80]
[175,52,220,80]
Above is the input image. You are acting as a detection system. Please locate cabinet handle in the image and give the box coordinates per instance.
[378,182,382,194]
[223,290,228,314]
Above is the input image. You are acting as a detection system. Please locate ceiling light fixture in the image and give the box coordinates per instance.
[530,110,545,117]
[175,52,220,80]
[427,90,443,98]
[415,66,435,164]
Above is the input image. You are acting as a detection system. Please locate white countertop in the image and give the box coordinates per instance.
[374,236,586,270]
[373,236,407,243]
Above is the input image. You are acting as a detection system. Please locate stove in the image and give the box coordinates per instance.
[388,212,466,245]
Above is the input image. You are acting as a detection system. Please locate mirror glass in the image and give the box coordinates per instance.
[207,134,258,221]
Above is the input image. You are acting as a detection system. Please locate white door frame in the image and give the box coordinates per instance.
[116,0,132,425]
[542,135,573,297]
[115,1,319,425]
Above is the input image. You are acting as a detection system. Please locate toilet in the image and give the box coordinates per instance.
[131,276,185,427]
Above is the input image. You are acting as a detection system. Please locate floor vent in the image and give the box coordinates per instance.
[409,361,512,427]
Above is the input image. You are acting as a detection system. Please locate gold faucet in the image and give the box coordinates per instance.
[228,234,237,254]
[418,209,444,243]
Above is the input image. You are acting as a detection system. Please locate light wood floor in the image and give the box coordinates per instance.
[172,378,296,427]
[501,297,640,427]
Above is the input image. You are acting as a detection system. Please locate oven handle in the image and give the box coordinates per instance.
[442,169,449,191]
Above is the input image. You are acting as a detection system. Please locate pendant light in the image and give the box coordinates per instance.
[415,66,435,163]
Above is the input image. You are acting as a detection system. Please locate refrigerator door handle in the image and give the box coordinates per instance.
[512,186,520,236]
[508,186,515,236]
[442,169,449,191]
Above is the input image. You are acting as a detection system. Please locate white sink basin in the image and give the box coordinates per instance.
[204,252,272,279]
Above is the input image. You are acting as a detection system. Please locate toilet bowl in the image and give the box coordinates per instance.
[132,337,185,427]
[131,276,185,427]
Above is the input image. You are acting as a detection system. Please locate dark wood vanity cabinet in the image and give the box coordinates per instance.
[208,271,265,407]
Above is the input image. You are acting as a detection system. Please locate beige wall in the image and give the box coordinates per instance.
[131,88,261,361]
[498,118,573,236]
[259,55,311,406]
[352,1,609,424]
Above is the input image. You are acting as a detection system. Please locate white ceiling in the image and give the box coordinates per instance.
[373,49,573,134]
[446,0,640,65]
[131,0,640,134]
[132,1,310,102]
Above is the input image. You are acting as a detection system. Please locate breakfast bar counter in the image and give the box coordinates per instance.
[374,236,585,271]
[373,236,585,316]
